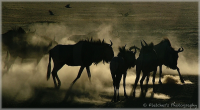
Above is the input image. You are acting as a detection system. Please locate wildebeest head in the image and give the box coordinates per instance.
[138,40,159,72]
[2,27,26,44]
[140,40,155,54]
[87,39,114,65]
[117,44,137,68]
[102,40,114,63]
[166,47,184,69]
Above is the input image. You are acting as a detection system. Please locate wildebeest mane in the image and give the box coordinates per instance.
[142,42,154,51]
[117,46,129,57]
[77,38,112,65]
[78,38,110,46]
[158,37,176,51]
[9,26,26,34]
[117,45,136,69]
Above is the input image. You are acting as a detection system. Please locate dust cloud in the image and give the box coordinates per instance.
[2,22,198,105]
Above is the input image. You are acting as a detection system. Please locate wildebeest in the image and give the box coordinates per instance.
[154,38,184,84]
[2,27,58,72]
[47,38,114,89]
[110,45,136,102]
[132,40,159,97]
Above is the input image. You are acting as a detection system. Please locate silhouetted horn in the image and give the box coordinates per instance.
[141,40,144,47]
[143,40,148,46]
[177,47,184,53]
[90,37,93,42]
[124,44,127,49]
[109,40,113,47]
[129,45,137,54]
[134,48,137,54]
[102,39,104,43]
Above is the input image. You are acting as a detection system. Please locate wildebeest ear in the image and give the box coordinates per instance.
[109,40,113,47]
[18,27,26,33]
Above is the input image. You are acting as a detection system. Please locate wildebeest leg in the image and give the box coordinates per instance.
[152,70,157,92]
[86,66,91,82]
[5,55,17,72]
[177,67,185,83]
[133,70,141,97]
[4,51,9,69]
[52,63,64,89]
[140,73,146,96]
[72,66,85,85]
[158,65,162,84]
[116,73,122,101]
[145,72,150,93]
[123,72,128,98]
[111,73,116,102]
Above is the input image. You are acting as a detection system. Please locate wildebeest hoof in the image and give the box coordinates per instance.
[55,85,60,90]
[111,97,117,102]
[181,79,185,83]
[159,81,162,84]
[124,94,128,99]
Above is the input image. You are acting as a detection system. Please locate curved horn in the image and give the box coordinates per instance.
[141,40,144,47]
[134,48,137,54]
[129,45,140,51]
[143,40,148,46]
[109,40,113,47]
[124,44,127,49]
[129,45,137,54]
[177,47,184,53]
[102,39,104,43]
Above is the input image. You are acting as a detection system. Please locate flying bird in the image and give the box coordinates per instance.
[49,10,54,15]
[65,4,71,8]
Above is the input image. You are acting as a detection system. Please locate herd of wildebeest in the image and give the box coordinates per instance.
[2,27,185,102]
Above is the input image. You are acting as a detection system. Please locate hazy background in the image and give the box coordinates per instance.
[1,2,198,108]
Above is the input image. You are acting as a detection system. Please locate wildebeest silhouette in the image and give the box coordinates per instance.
[154,38,184,84]
[2,27,58,72]
[110,45,136,102]
[65,4,71,8]
[132,40,159,97]
[47,38,114,89]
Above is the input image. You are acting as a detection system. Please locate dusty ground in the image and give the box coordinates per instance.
[1,2,199,108]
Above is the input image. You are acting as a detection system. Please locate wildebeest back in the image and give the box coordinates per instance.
[73,42,83,65]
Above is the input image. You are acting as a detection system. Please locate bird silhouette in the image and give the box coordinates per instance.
[49,10,54,15]
[65,4,71,8]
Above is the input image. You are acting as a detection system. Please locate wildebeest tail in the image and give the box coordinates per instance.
[47,51,51,80]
